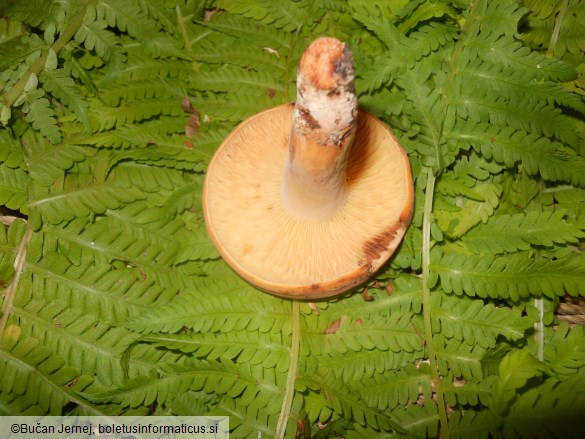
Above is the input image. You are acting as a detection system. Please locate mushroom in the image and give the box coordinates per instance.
[203,37,414,299]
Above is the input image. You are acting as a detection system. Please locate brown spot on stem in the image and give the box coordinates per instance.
[299,108,320,130]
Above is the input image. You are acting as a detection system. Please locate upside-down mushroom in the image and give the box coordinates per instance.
[203,37,414,299]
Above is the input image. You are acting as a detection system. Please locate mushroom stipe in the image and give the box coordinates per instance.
[203,37,414,299]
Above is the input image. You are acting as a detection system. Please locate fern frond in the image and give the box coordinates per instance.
[192,39,286,72]
[74,21,119,62]
[190,93,274,123]
[0,219,26,282]
[435,336,487,381]
[435,182,502,238]
[213,397,279,439]
[28,177,145,225]
[94,0,160,40]
[40,68,90,131]
[0,390,45,415]
[22,245,177,323]
[500,372,585,438]
[299,373,404,432]
[432,294,533,349]
[140,331,290,372]
[87,359,283,415]
[437,154,503,201]
[431,250,585,300]
[192,65,284,96]
[449,409,490,439]
[0,130,24,169]
[0,0,63,30]
[488,349,547,422]
[543,324,585,378]
[450,122,585,187]
[443,375,497,408]
[0,329,97,415]
[0,164,28,213]
[463,211,585,254]
[203,13,292,51]
[174,221,219,262]
[126,284,291,335]
[100,78,183,107]
[9,298,135,386]
[108,161,188,193]
[522,0,585,58]
[316,348,424,384]
[358,364,432,411]
[397,0,459,33]
[303,312,423,358]
[22,88,61,143]
[387,402,439,438]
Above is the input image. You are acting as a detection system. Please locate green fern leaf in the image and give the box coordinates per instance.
[449,409,490,439]
[389,402,439,438]
[0,129,24,169]
[443,375,498,407]
[39,68,90,131]
[0,164,27,213]
[174,222,219,262]
[435,335,487,381]
[463,211,585,254]
[358,364,432,411]
[431,250,585,300]
[204,13,292,51]
[0,0,63,29]
[100,78,184,107]
[28,178,145,224]
[543,324,585,378]
[0,390,45,416]
[193,65,284,96]
[487,349,547,421]
[397,0,459,33]
[501,373,585,438]
[22,134,87,188]
[89,97,183,131]
[140,331,290,372]
[299,372,405,432]
[450,122,585,187]
[22,89,61,143]
[0,330,95,415]
[94,0,159,40]
[74,20,118,61]
[190,93,274,123]
[0,218,26,282]
[10,297,135,387]
[126,283,291,335]
[193,39,285,73]
[435,182,502,238]
[432,294,533,349]
[87,359,283,415]
[304,312,422,358]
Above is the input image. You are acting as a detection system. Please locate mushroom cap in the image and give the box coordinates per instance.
[203,104,413,299]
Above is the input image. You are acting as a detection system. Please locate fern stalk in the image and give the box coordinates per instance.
[175,3,193,53]
[275,300,300,439]
[1,0,98,107]
[0,226,32,342]
[546,0,569,57]
[422,168,450,438]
